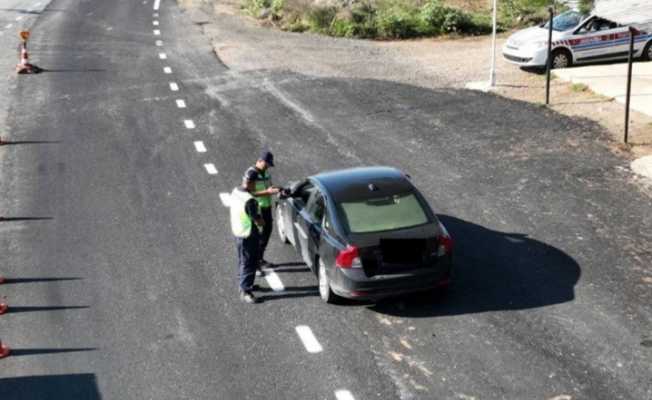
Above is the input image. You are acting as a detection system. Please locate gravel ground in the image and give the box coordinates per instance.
[179,0,652,160]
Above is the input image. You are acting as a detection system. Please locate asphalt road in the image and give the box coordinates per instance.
[0,0,651,399]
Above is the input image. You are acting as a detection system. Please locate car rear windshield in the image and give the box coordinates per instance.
[338,192,430,234]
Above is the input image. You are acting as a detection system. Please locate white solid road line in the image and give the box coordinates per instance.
[153,0,160,11]
[169,82,179,91]
[16,16,23,21]
[184,119,195,129]
[163,66,172,74]
[159,53,167,60]
[295,326,323,354]
[153,29,160,35]
[219,192,231,207]
[193,141,206,153]
[263,269,285,292]
[153,20,159,26]
[334,390,356,400]
[176,99,186,108]
[204,163,218,175]
[6,24,13,29]
[155,40,163,46]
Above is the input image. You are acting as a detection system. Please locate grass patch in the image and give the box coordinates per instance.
[571,83,589,93]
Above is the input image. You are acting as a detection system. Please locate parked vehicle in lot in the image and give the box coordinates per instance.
[503,10,652,69]
[275,166,453,304]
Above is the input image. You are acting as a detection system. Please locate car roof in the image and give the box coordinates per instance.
[311,166,414,203]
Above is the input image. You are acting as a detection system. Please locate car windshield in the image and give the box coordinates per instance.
[338,192,429,234]
[544,11,585,32]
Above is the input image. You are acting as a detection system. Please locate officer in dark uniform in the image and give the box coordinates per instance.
[244,151,280,270]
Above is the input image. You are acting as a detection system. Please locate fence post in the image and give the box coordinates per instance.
[545,7,554,105]
[624,26,636,144]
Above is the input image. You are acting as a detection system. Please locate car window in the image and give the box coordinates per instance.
[338,192,430,234]
[294,181,314,207]
[306,191,325,224]
[545,11,585,32]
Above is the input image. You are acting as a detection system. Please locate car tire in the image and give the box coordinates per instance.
[551,49,572,69]
[643,41,652,61]
[276,206,290,244]
[318,259,340,304]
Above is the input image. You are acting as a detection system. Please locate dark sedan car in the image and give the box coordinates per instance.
[276,166,453,303]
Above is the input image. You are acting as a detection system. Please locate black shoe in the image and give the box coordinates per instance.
[240,291,260,304]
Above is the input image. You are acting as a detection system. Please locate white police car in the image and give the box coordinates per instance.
[503,10,652,68]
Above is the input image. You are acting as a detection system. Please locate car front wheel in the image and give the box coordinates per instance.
[318,259,340,304]
[643,42,652,61]
[551,49,572,69]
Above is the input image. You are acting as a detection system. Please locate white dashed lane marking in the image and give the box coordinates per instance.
[153,0,160,10]
[204,163,218,175]
[295,326,323,354]
[159,53,167,60]
[193,141,206,153]
[163,66,172,74]
[153,20,159,26]
[184,119,195,129]
[16,16,23,21]
[153,29,160,35]
[219,192,231,207]
[169,82,179,91]
[6,24,13,29]
[153,13,159,17]
[155,40,163,46]
[334,390,356,400]
[263,269,285,292]
[176,99,186,108]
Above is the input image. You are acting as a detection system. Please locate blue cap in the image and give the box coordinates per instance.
[260,150,274,167]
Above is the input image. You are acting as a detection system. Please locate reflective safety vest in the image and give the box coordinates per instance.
[248,168,272,209]
[230,188,255,238]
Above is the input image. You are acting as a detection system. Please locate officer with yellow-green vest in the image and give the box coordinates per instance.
[230,175,265,304]
[244,151,280,271]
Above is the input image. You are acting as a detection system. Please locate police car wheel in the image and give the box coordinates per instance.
[644,42,652,61]
[318,259,340,304]
[552,49,572,69]
[276,206,290,244]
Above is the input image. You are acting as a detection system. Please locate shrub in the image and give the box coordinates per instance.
[376,7,422,38]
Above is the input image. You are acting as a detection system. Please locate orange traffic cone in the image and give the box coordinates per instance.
[16,42,40,74]
[0,340,10,359]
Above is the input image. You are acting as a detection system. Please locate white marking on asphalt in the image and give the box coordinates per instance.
[6,24,13,29]
[193,141,206,153]
[169,82,179,91]
[153,20,159,26]
[153,0,160,11]
[153,12,159,17]
[16,16,24,21]
[35,1,42,5]
[184,119,195,129]
[163,66,172,74]
[219,192,231,207]
[153,29,160,35]
[204,163,218,175]
[295,326,323,354]
[335,390,356,400]
[176,99,186,108]
[155,40,163,46]
[262,269,285,292]
[159,52,167,60]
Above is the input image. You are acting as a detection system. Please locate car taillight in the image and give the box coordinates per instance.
[437,222,453,257]
[336,245,362,269]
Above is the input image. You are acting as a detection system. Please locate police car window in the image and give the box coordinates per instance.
[545,11,584,32]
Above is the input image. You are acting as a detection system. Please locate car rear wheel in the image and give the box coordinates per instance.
[276,206,290,244]
[318,259,340,304]
[551,49,572,69]
[643,42,652,61]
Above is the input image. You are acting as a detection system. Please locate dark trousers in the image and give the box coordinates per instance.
[237,233,260,292]
[259,207,273,261]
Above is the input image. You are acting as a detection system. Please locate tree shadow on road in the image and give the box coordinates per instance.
[371,215,580,317]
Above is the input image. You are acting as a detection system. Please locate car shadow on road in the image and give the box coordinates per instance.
[371,215,580,317]
[258,285,319,302]
[0,373,101,400]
